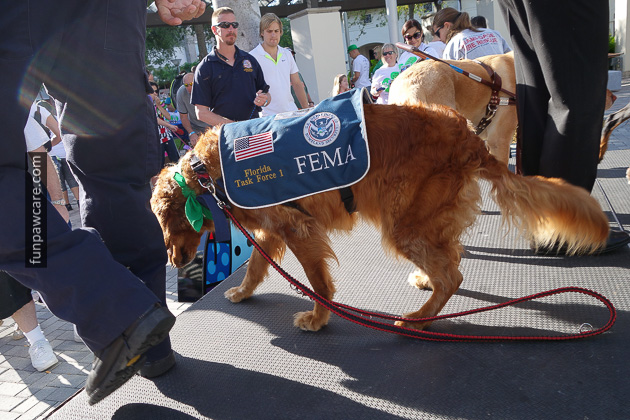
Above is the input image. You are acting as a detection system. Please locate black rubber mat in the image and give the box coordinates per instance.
[48,151,630,420]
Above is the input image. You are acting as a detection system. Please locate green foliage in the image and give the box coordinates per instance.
[349,9,388,38]
[280,18,293,50]
[609,34,616,54]
[150,65,178,88]
[149,60,199,88]
[349,4,439,40]
[145,22,206,87]
[181,61,200,73]
[145,26,186,66]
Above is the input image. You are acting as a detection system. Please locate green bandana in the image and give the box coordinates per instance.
[173,172,213,232]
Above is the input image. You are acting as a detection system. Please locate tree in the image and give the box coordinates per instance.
[349,2,448,40]
[193,24,209,59]
[212,0,261,51]
[280,18,293,50]
[146,26,186,66]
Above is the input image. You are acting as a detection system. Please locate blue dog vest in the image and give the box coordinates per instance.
[218,88,370,209]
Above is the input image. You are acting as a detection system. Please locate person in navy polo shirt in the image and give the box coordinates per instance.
[192,7,271,125]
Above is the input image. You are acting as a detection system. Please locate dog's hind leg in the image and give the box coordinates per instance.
[224,230,285,303]
[484,107,517,166]
[395,243,464,331]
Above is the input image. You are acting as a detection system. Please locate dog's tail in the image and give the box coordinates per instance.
[478,152,609,254]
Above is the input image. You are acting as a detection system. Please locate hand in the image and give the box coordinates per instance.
[254,90,270,107]
[190,132,199,146]
[156,0,206,26]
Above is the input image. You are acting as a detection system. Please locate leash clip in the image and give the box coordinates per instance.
[197,178,226,209]
[290,283,310,299]
[191,153,227,209]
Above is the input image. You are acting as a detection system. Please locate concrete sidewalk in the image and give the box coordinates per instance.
[2,79,630,420]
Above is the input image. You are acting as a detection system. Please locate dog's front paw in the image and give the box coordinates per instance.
[407,269,432,290]
[395,309,433,330]
[224,287,251,303]
[293,311,329,331]
[394,319,432,330]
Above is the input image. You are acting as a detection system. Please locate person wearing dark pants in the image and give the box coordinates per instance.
[498,0,630,253]
[0,0,204,404]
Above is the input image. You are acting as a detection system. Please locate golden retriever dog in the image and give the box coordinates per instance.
[151,103,608,332]
[389,52,617,166]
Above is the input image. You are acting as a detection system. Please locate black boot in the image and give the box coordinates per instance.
[84,304,175,405]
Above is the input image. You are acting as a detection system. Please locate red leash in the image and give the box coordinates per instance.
[219,203,616,342]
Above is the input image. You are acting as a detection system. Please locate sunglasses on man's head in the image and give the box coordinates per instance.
[404,32,423,41]
[382,51,395,56]
[183,83,193,87]
[214,21,239,29]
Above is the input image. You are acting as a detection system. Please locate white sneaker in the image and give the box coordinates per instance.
[29,339,59,372]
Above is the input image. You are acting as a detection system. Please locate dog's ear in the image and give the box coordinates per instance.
[151,166,204,267]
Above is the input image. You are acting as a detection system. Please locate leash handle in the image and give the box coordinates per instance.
[395,42,517,101]
[248,84,270,120]
[221,206,616,342]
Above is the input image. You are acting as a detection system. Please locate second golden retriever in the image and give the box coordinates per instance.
[389,52,517,165]
[389,52,617,166]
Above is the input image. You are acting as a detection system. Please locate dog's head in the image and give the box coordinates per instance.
[151,163,212,267]
[151,130,223,267]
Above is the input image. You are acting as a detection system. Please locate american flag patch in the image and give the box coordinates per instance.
[234,131,274,161]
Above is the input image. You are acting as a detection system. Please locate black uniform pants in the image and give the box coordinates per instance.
[0,0,169,354]
[498,0,609,192]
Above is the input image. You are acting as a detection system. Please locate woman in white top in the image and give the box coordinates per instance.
[370,43,399,104]
[432,8,511,60]
[397,19,439,73]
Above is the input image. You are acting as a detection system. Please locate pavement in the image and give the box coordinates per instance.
[1,78,630,420]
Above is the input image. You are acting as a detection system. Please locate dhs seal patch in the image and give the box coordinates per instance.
[303,112,341,147]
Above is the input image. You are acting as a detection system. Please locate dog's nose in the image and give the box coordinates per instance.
[179,250,190,266]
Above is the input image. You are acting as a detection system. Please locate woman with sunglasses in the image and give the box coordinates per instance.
[432,8,510,60]
[398,19,438,73]
[370,44,399,104]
